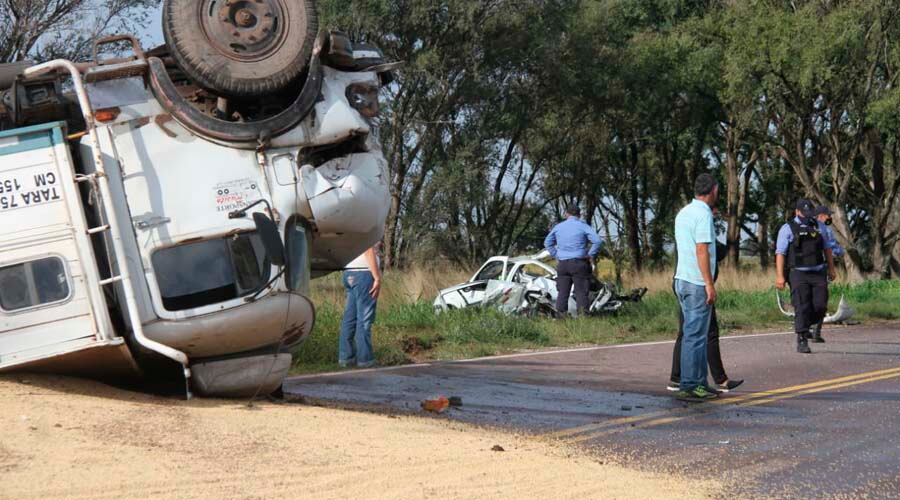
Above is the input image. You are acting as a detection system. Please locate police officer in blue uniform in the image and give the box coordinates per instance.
[809,205,844,342]
[775,199,837,353]
[544,204,603,316]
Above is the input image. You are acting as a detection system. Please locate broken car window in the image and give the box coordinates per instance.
[474,261,505,282]
[517,263,554,280]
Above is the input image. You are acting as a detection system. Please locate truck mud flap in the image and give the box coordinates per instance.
[146,50,322,145]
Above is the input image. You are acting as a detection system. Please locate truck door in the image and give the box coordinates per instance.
[0,122,136,375]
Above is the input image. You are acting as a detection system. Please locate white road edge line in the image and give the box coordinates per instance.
[287,329,801,380]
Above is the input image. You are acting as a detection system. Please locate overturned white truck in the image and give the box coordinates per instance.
[0,1,394,397]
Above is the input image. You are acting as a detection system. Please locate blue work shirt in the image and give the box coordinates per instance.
[674,199,716,286]
[775,217,834,271]
[822,224,844,257]
[544,216,602,261]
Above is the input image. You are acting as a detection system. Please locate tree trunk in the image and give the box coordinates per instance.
[724,126,741,268]
[830,206,866,282]
[871,237,893,280]
[626,174,642,272]
[382,175,404,269]
[891,240,900,279]
[757,217,769,270]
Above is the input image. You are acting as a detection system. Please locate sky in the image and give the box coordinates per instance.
[142,5,164,48]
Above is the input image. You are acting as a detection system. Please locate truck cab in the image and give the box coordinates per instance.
[0,3,394,397]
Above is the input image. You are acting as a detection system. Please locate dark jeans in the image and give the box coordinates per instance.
[670,305,728,385]
[790,269,828,334]
[556,258,592,314]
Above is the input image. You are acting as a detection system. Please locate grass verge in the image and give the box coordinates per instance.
[290,278,900,375]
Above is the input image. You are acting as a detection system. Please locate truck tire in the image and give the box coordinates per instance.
[163,0,317,97]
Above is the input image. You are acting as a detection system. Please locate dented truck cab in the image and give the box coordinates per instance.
[0,28,393,396]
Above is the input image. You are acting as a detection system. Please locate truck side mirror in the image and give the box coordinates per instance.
[252,212,286,267]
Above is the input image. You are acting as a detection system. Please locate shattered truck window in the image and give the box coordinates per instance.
[152,233,270,311]
[0,257,71,312]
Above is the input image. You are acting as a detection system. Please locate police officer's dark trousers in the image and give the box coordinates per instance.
[670,303,728,385]
[790,269,828,335]
[556,258,591,315]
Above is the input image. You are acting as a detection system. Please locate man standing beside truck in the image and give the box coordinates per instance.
[339,244,382,368]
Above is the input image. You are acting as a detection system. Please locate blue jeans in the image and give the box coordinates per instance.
[674,279,711,391]
[339,271,377,366]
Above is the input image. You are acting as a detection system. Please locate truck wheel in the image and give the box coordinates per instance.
[163,0,317,97]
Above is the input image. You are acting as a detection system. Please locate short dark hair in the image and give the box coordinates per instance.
[565,203,581,216]
[694,173,718,197]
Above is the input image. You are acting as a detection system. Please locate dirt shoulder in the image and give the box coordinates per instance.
[1,375,719,500]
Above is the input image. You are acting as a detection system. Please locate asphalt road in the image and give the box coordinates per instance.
[284,324,900,498]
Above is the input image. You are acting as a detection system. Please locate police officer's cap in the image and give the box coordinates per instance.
[796,198,815,218]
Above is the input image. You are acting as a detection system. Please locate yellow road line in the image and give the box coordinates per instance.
[548,365,900,440]
[566,367,900,443]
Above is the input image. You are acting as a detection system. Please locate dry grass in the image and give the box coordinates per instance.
[311,260,855,307]
[310,266,471,308]
[624,263,857,294]
[624,266,775,294]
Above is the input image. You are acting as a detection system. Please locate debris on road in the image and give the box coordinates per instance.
[421,396,450,413]
[491,445,506,452]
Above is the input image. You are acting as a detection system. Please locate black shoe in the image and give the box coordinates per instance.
[797,335,812,354]
[700,384,721,395]
[716,379,744,392]
[811,323,825,343]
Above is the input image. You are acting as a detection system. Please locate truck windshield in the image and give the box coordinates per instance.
[152,232,270,311]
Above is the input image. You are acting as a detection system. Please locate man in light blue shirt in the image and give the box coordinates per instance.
[544,204,602,316]
[672,173,719,401]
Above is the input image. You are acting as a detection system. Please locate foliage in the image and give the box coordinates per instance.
[318,0,900,279]
[0,0,160,63]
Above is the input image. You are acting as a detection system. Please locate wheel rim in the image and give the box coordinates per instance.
[200,0,290,62]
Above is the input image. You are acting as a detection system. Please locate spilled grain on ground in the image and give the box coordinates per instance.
[0,375,720,500]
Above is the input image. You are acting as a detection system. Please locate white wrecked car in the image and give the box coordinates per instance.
[433,253,646,316]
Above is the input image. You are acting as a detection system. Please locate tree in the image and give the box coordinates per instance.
[724,0,900,280]
[322,0,900,280]
[0,0,160,63]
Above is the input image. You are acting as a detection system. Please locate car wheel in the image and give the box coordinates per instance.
[163,0,318,97]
